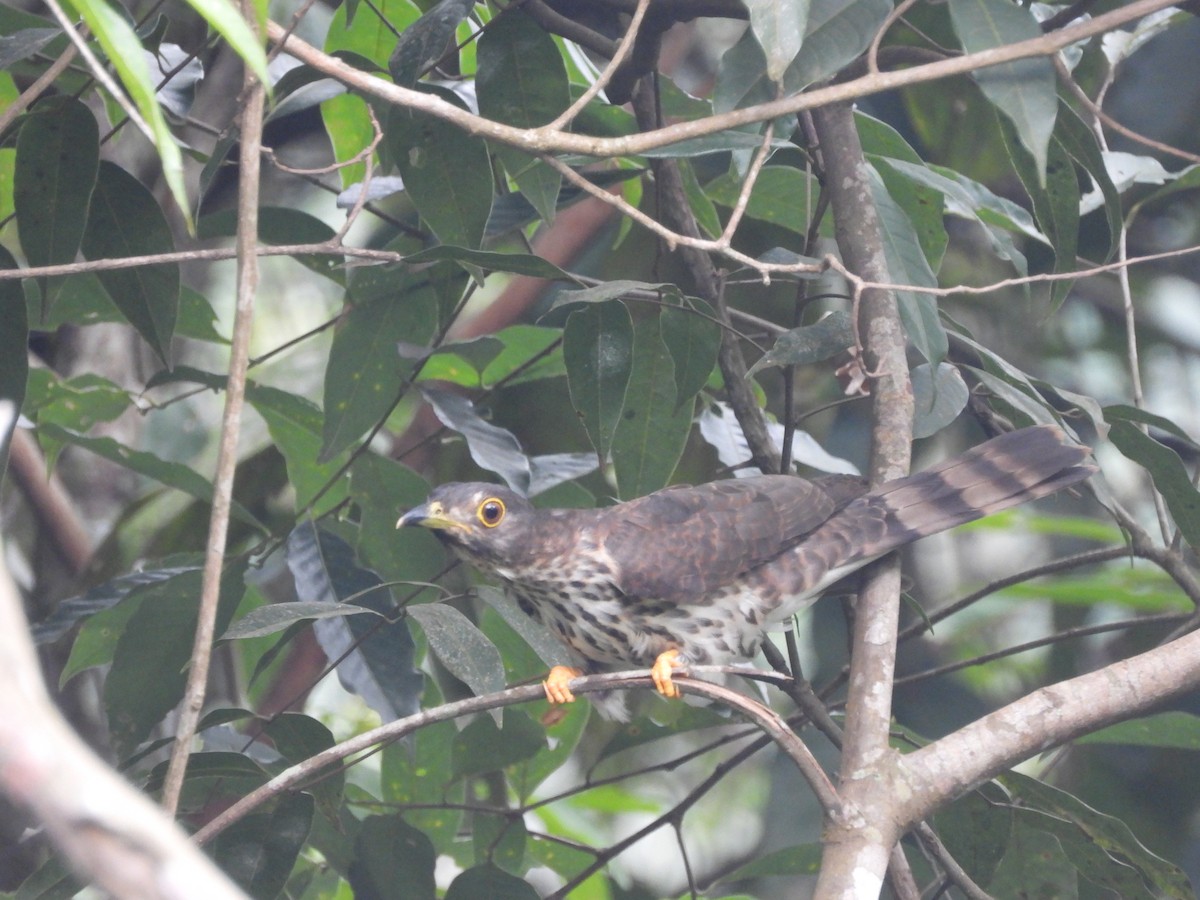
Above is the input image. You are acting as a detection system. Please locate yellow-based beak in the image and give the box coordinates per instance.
[396,501,466,533]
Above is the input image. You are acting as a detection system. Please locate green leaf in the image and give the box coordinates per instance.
[867,167,946,366]
[348,815,436,900]
[1107,420,1200,550]
[407,603,507,700]
[0,244,26,480]
[988,821,1078,899]
[452,709,545,779]
[721,843,822,881]
[14,97,97,309]
[1001,772,1192,899]
[1078,712,1200,750]
[404,245,575,281]
[611,311,693,498]
[660,300,721,409]
[1055,102,1121,261]
[475,586,572,669]
[61,0,189,221]
[381,720,464,850]
[911,362,968,438]
[36,424,266,531]
[82,161,179,364]
[220,601,378,640]
[104,564,246,758]
[745,311,854,377]
[949,0,1056,182]
[745,0,808,82]
[445,864,539,900]
[197,206,344,284]
[387,0,474,86]
[320,286,438,462]
[473,815,527,875]
[563,300,634,464]
[872,155,947,275]
[477,9,568,223]
[248,385,349,516]
[1104,404,1198,447]
[933,785,1012,889]
[212,794,314,900]
[705,165,817,235]
[386,88,493,248]
[261,713,343,822]
[999,111,1079,309]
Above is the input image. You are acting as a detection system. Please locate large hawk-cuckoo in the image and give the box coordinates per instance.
[398,425,1094,719]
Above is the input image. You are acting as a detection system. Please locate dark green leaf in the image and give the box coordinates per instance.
[1107,420,1200,550]
[660,301,721,408]
[348,814,437,900]
[0,27,59,70]
[349,452,440,595]
[1104,404,1198,447]
[81,161,178,363]
[912,362,968,438]
[872,155,947,275]
[1077,712,1200,750]
[381,720,464,851]
[14,97,98,309]
[261,714,343,823]
[473,815,527,875]
[405,245,575,281]
[933,784,1012,888]
[104,564,246,758]
[319,285,438,461]
[477,9,568,222]
[949,0,1056,180]
[36,424,265,531]
[386,89,493,248]
[452,710,544,779]
[867,167,946,366]
[999,113,1079,309]
[721,843,822,881]
[288,522,424,721]
[248,385,349,516]
[408,603,507,700]
[212,793,314,900]
[550,279,680,311]
[33,563,200,645]
[611,311,693,498]
[220,601,378,640]
[988,822,1078,899]
[745,311,854,377]
[387,0,474,86]
[197,206,344,284]
[705,165,817,235]
[444,864,539,900]
[1055,102,1121,261]
[1002,772,1192,899]
[563,300,634,463]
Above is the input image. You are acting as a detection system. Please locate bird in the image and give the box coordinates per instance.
[397,425,1095,720]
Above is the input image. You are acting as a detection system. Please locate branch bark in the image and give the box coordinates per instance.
[809,102,913,898]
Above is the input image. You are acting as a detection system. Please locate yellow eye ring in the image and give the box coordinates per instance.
[477,498,506,528]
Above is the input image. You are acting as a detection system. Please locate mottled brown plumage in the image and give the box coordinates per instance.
[398,425,1094,719]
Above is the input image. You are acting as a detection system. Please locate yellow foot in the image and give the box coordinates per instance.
[543,666,583,705]
[651,649,686,699]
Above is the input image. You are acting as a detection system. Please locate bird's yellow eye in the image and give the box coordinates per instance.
[477,498,506,527]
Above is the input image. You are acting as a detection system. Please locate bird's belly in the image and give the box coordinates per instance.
[508,579,768,670]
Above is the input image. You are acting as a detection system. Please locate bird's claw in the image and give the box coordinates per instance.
[543,666,583,705]
[651,649,685,699]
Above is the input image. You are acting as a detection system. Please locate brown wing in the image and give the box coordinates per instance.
[599,474,865,603]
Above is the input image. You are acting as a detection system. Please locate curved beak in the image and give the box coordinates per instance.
[396,501,464,533]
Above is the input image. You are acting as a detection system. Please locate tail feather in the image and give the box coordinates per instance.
[755,425,1096,619]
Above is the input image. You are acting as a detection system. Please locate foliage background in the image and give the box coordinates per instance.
[3,0,1200,897]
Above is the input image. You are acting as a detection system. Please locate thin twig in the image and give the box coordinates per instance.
[161,4,266,815]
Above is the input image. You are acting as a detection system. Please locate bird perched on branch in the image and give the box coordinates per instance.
[398,425,1094,720]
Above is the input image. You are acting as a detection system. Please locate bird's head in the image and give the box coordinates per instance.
[396,482,535,570]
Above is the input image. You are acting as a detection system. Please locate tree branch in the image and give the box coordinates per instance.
[809,102,913,898]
